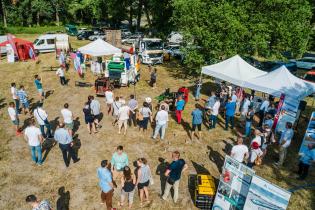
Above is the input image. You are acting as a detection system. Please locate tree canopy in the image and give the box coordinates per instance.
[173,0,313,73]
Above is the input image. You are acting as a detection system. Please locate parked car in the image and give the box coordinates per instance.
[291,57,315,70]
[78,28,88,34]
[77,30,94,40]
[304,71,315,83]
[88,32,105,41]
[164,45,180,56]
[121,29,132,38]
[244,56,297,74]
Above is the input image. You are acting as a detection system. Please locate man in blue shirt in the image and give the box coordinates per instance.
[162,151,188,203]
[54,122,79,167]
[191,104,203,142]
[97,160,115,210]
[297,144,315,180]
[225,97,236,130]
[175,95,185,124]
[16,85,30,115]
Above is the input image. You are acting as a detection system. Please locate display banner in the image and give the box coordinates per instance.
[244,176,291,210]
[212,156,255,210]
[273,93,285,129]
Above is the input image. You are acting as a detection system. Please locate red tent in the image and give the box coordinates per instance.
[0,37,35,61]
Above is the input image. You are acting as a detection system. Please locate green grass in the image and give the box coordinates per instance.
[5,26,66,34]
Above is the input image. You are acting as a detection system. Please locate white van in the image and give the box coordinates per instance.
[33,34,70,53]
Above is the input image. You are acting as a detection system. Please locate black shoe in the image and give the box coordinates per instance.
[73,158,80,164]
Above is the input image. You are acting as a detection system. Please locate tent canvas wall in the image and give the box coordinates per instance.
[0,37,35,61]
[78,38,121,56]
[201,55,267,87]
[243,66,315,99]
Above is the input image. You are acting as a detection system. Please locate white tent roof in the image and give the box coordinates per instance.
[78,38,121,56]
[201,55,267,86]
[244,66,315,99]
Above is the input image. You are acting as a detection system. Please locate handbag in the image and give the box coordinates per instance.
[254,151,262,166]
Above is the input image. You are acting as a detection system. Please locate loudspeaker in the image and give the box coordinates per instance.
[298,100,307,111]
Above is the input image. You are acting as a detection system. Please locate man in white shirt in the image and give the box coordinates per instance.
[209,98,220,129]
[10,82,20,113]
[33,103,53,138]
[152,105,169,140]
[118,100,130,135]
[8,102,21,136]
[231,137,249,163]
[274,122,294,167]
[89,96,102,129]
[61,103,74,136]
[231,90,237,103]
[241,95,251,119]
[258,97,270,127]
[24,118,43,165]
[112,96,122,126]
[56,65,66,85]
[105,89,114,115]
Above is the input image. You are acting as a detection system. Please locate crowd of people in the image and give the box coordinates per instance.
[6,63,315,210]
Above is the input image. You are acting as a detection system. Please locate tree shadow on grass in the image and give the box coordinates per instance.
[56,186,70,210]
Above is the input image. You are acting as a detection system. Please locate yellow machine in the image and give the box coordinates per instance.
[195,175,216,209]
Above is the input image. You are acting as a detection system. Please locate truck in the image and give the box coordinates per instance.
[33,34,70,53]
[138,38,164,64]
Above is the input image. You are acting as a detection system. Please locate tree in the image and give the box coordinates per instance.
[173,0,313,73]
[31,0,53,26]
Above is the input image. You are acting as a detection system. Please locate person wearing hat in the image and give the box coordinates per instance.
[247,141,263,168]
[145,97,153,111]
[297,144,315,180]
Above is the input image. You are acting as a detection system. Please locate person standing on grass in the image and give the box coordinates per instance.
[209,97,220,129]
[89,96,101,129]
[241,95,251,120]
[61,103,74,136]
[162,151,188,203]
[191,104,203,142]
[83,102,96,134]
[136,158,152,207]
[54,122,80,167]
[25,194,52,210]
[231,137,249,163]
[7,102,21,136]
[205,91,216,110]
[56,65,66,85]
[16,85,30,115]
[274,122,294,167]
[10,82,19,114]
[258,97,270,127]
[24,119,43,166]
[97,160,115,210]
[244,106,255,137]
[194,78,202,101]
[33,103,53,139]
[118,100,130,135]
[175,95,185,124]
[111,146,129,180]
[128,95,138,127]
[150,68,157,88]
[34,75,44,103]
[247,142,263,168]
[224,97,236,130]
[119,166,136,209]
[112,97,122,126]
[139,102,152,133]
[297,144,315,180]
[152,105,169,141]
[105,89,114,115]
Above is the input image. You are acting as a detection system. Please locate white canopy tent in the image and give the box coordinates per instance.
[201,55,267,87]
[244,66,315,99]
[78,38,121,56]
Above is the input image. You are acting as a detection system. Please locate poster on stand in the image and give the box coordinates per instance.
[212,156,255,210]
[244,176,291,210]
[6,44,15,63]
[299,112,315,153]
